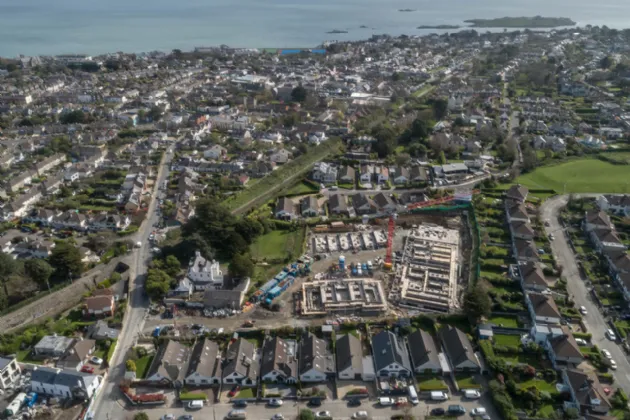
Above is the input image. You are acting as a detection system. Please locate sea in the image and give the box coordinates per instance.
[1,0,630,57]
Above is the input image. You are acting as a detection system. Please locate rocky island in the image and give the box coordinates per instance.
[327,29,348,34]
[398,8,416,12]
[464,16,576,28]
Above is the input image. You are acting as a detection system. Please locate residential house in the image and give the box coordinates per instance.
[434,163,469,181]
[513,239,540,262]
[0,356,21,390]
[90,213,131,231]
[510,220,535,240]
[203,278,250,309]
[300,196,319,217]
[7,170,34,192]
[35,153,66,176]
[375,166,389,184]
[269,149,291,164]
[275,197,296,220]
[34,335,74,358]
[407,329,441,374]
[249,161,275,178]
[562,368,611,415]
[546,327,583,368]
[187,251,224,291]
[532,136,566,152]
[505,185,529,203]
[53,211,88,231]
[311,162,338,184]
[328,194,350,216]
[350,193,376,215]
[359,165,374,184]
[597,195,630,216]
[9,188,43,218]
[527,292,561,325]
[184,338,223,386]
[87,320,120,341]
[30,367,100,400]
[203,145,227,159]
[583,210,613,232]
[24,209,57,225]
[519,262,549,291]
[146,340,190,386]
[409,166,428,183]
[299,333,335,383]
[392,167,410,185]
[372,192,396,213]
[222,338,259,386]
[371,331,412,378]
[336,333,375,381]
[56,339,96,371]
[41,173,64,195]
[506,202,529,223]
[84,295,115,317]
[338,166,356,184]
[589,228,626,253]
[260,336,298,384]
[439,326,481,373]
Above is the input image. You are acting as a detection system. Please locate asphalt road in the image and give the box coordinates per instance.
[540,195,630,391]
[91,145,177,420]
[137,391,497,420]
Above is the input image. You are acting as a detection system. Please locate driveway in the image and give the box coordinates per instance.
[540,194,630,391]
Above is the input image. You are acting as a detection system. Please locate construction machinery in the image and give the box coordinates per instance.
[383,213,397,270]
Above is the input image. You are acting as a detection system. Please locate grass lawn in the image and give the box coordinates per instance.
[487,315,520,328]
[417,376,448,391]
[536,404,556,418]
[513,159,630,193]
[236,388,255,399]
[135,355,154,379]
[17,349,41,364]
[285,180,319,195]
[493,334,522,347]
[455,375,482,389]
[250,229,305,261]
[517,378,557,392]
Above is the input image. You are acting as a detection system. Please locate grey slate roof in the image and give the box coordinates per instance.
[223,338,258,381]
[336,334,363,375]
[186,338,222,379]
[299,333,334,375]
[260,336,297,379]
[439,326,480,369]
[371,330,411,372]
[407,329,440,370]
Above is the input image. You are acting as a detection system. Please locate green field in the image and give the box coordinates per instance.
[284,180,319,195]
[514,159,630,193]
[417,376,449,391]
[250,229,305,261]
[493,334,522,347]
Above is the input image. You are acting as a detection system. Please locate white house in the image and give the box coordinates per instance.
[260,336,298,384]
[222,338,259,386]
[299,333,335,383]
[0,357,21,390]
[187,251,224,290]
[371,331,412,378]
[184,338,223,386]
[30,367,100,400]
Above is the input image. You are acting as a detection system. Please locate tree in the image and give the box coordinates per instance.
[229,253,255,279]
[0,252,17,301]
[164,255,181,277]
[291,86,308,103]
[298,409,315,420]
[49,242,84,280]
[463,285,492,322]
[145,269,173,300]
[24,259,54,290]
[133,413,149,420]
[126,359,137,372]
[148,106,163,122]
[600,55,613,69]
[437,151,447,165]
[431,98,448,120]
[410,118,430,141]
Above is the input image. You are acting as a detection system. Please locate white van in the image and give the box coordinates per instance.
[227,410,247,419]
[379,397,394,406]
[408,385,419,405]
[430,391,449,401]
[464,390,481,399]
[187,400,204,410]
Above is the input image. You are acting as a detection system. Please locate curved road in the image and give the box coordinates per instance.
[541,195,630,392]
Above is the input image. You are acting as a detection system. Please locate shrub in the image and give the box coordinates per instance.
[126,359,136,372]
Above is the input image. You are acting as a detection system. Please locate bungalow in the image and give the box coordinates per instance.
[519,262,549,291]
[359,165,374,184]
[373,192,396,213]
[260,336,298,384]
[562,368,611,415]
[505,185,529,203]
[409,166,428,183]
[336,333,375,381]
[350,193,376,215]
[299,333,335,383]
[439,326,480,373]
[275,197,296,220]
[34,335,75,358]
[203,145,227,159]
[338,165,356,184]
[300,196,319,218]
[597,194,630,217]
[311,162,337,184]
[222,338,259,386]
[146,340,190,386]
[375,166,389,184]
[371,331,412,378]
[407,329,441,374]
[84,295,115,317]
[30,367,100,400]
[392,167,410,185]
[184,339,223,386]
[57,339,96,371]
[527,292,561,325]
[328,194,349,216]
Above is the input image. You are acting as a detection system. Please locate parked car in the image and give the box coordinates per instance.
[347,399,362,407]
[315,411,332,419]
[187,401,203,410]
[268,399,283,407]
[379,397,394,406]
[602,349,612,359]
[271,415,284,420]
[610,359,617,370]
[308,399,322,407]
[160,415,175,420]
[227,410,247,419]
[471,408,487,416]
[90,356,103,365]
[464,390,481,399]
[430,391,449,401]
[606,329,617,341]
[233,401,248,408]
[579,306,587,315]
[80,365,95,373]
[351,412,368,419]
[228,385,240,397]
[447,405,466,415]
[431,408,446,416]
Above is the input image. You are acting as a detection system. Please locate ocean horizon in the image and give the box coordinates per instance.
[1,0,630,57]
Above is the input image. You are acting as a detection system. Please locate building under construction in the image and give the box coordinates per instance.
[390,224,461,313]
[300,278,388,316]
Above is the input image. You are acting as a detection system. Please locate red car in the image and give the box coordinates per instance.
[81,365,95,373]
[228,386,240,398]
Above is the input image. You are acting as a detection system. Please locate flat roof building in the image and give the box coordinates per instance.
[301,278,387,316]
